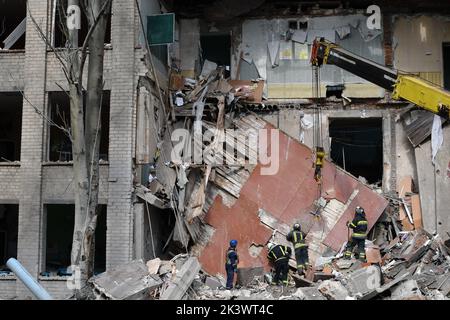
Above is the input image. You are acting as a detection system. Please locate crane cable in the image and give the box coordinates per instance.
[311,64,325,226]
[312,66,325,188]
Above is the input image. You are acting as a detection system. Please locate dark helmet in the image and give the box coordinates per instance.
[230,239,238,248]
[355,206,365,215]
[293,223,301,231]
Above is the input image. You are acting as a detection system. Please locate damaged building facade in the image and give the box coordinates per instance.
[1,0,450,299]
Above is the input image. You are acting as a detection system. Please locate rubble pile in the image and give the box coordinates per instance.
[87,228,449,300]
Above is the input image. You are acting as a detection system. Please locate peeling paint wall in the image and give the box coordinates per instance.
[393,15,450,85]
[241,14,385,98]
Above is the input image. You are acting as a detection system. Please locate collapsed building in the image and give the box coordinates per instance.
[1,0,450,299]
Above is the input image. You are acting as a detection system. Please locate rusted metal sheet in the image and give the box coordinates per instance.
[322,186,388,251]
[199,118,388,277]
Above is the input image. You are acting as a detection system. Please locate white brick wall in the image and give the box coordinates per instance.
[41,165,109,203]
[106,0,137,268]
[0,0,156,299]
[0,280,18,299]
[0,165,21,201]
[45,50,114,91]
[0,52,25,91]
[39,280,73,299]
[15,0,49,298]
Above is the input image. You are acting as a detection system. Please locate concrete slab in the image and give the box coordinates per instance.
[292,274,314,287]
[391,279,423,300]
[344,265,382,299]
[237,267,264,286]
[160,257,201,300]
[91,260,162,300]
[205,276,222,290]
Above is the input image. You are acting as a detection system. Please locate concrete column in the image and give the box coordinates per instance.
[133,203,145,260]
[382,112,396,194]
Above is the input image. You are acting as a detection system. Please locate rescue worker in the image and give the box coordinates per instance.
[286,223,309,275]
[344,206,368,261]
[225,239,239,289]
[267,242,291,286]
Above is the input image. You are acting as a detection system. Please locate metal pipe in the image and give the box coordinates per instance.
[6,258,53,300]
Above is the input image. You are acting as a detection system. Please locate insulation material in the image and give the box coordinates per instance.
[431,114,443,164]
[199,117,388,277]
[292,29,307,43]
[335,25,351,39]
[279,41,293,60]
[294,43,309,60]
[240,15,384,98]
[267,41,280,66]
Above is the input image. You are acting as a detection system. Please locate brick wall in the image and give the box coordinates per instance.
[39,280,73,299]
[0,280,17,299]
[0,52,25,92]
[106,0,137,268]
[45,50,114,91]
[0,0,156,299]
[15,0,49,299]
[0,165,21,202]
[41,165,109,203]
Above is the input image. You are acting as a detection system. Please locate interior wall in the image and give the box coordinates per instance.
[393,15,450,85]
[240,14,385,98]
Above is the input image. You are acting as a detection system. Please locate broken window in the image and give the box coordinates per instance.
[44,204,107,275]
[0,92,22,162]
[52,0,111,48]
[0,204,18,269]
[443,43,450,90]
[48,91,110,162]
[200,33,231,78]
[0,0,26,50]
[329,118,383,184]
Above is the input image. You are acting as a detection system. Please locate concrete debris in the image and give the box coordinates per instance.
[292,287,326,300]
[90,260,163,300]
[205,276,222,290]
[160,257,201,300]
[335,259,354,269]
[146,258,161,275]
[390,279,423,300]
[237,267,264,287]
[318,280,351,300]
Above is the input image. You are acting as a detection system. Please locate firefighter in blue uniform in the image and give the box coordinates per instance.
[225,239,239,289]
[267,242,291,286]
[344,206,368,261]
[286,223,309,275]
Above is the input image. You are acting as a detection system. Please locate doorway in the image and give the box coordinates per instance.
[329,118,383,184]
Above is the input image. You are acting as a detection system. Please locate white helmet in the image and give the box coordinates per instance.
[267,242,276,251]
